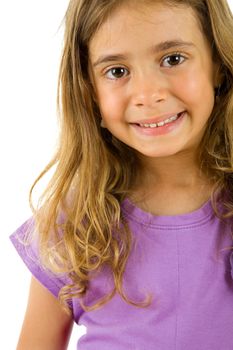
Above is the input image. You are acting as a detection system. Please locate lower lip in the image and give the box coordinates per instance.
[131,112,186,136]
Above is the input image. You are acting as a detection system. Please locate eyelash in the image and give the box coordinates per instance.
[104,53,187,80]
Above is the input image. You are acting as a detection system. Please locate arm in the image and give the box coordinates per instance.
[16,276,74,350]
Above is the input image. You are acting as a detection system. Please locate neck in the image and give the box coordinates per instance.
[137,152,205,188]
[131,150,215,208]
[128,151,216,216]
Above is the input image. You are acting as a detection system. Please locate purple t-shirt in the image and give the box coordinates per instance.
[10,198,233,349]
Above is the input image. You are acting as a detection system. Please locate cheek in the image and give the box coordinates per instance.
[97,87,125,121]
[175,67,215,109]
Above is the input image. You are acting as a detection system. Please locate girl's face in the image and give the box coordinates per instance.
[89,2,220,159]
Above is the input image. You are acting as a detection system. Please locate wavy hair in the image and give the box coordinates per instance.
[29,0,233,312]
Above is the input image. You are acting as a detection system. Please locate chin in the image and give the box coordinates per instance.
[138,148,182,159]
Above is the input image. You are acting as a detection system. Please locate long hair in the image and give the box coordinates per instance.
[29,0,233,312]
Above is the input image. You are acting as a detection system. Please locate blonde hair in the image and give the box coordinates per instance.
[30,0,233,312]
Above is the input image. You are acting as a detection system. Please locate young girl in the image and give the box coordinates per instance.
[10,0,233,349]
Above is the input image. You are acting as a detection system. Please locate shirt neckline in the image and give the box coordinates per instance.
[121,197,214,228]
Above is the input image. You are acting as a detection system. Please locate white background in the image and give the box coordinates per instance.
[1,1,233,349]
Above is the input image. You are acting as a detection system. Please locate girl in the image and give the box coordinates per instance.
[10,0,233,349]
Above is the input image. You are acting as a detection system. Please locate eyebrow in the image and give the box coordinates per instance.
[92,40,195,67]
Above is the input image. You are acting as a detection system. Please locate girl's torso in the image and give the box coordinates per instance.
[74,198,233,350]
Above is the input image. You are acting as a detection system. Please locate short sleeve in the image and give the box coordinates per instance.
[9,217,70,299]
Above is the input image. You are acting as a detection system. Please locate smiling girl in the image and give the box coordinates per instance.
[10,1,233,349]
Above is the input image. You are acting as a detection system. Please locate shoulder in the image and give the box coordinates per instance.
[9,216,68,299]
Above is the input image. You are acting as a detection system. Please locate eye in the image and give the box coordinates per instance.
[105,67,129,80]
[161,53,186,68]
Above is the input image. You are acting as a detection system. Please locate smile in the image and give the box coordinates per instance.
[131,111,186,136]
[137,112,184,128]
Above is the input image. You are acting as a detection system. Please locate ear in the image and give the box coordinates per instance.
[213,61,225,88]
[100,119,107,128]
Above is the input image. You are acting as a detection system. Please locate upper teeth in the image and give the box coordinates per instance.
[139,114,180,128]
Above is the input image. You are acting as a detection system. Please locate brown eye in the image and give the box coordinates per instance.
[162,54,186,67]
[105,67,129,79]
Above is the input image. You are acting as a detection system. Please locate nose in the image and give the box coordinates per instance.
[130,72,167,107]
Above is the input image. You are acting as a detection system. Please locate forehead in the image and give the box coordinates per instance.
[89,2,206,57]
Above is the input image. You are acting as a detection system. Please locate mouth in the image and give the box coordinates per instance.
[130,111,186,136]
[134,111,185,128]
